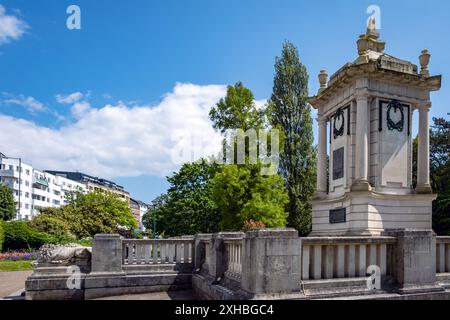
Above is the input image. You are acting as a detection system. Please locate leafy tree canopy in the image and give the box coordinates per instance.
[0,184,15,221]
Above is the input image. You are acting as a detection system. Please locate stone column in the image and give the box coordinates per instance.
[352,93,372,191]
[241,229,301,296]
[315,117,328,198]
[416,104,432,194]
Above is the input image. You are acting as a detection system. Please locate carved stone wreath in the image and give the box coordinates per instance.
[387,100,404,132]
[333,108,345,139]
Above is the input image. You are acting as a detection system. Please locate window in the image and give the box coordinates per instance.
[25,192,29,198]
[25,180,30,187]
[26,169,30,175]
[9,165,13,170]
[25,204,29,209]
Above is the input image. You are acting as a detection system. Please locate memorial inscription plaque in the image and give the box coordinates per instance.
[329,208,346,224]
[333,147,344,180]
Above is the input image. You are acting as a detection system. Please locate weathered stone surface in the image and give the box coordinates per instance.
[91,234,123,273]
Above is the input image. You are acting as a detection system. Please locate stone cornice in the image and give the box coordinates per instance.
[309,60,442,109]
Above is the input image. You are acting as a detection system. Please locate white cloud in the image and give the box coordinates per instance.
[2,94,46,113]
[0,83,227,178]
[0,5,27,45]
[56,92,84,104]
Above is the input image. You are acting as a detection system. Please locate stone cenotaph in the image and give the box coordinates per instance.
[310,20,442,236]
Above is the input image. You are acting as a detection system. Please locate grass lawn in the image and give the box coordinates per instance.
[0,260,34,272]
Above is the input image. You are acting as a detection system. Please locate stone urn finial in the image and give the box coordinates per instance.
[419,49,431,78]
[318,70,328,94]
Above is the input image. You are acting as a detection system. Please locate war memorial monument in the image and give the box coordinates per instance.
[25,21,450,300]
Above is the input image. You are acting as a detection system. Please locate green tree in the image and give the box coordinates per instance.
[209,81,289,231]
[143,160,221,237]
[209,82,264,133]
[34,191,137,239]
[0,185,15,221]
[429,116,450,235]
[269,41,316,235]
[211,164,288,230]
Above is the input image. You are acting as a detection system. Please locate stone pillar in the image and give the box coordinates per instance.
[382,229,441,293]
[209,232,244,281]
[352,93,372,191]
[241,229,301,296]
[91,234,123,274]
[416,104,432,194]
[315,117,328,198]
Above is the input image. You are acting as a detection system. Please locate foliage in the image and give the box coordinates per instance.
[429,116,450,235]
[430,117,450,193]
[29,212,73,240]
[143,160,221,237]
[1,221,58,251]
[209,82,265,133]
[0,184,15,221]
[211,164,288,231]
[34,191,137,239]
[0,223,3,252]
[433,191,450,236]
[269,41,316,236]
[242,220,266,232]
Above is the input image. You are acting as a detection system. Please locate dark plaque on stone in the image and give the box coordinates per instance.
[333,147,344,180]
[330,208,346,224]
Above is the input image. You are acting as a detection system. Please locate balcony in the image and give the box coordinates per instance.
[33,177,49,188]
[0,169,17,178]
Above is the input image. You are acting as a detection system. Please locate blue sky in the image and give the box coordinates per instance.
[0,0,449,203]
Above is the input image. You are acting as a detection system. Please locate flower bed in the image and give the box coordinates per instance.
[0,251,39,261]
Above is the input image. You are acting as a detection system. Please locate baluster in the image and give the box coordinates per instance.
[238,244,242,274]
[347,244,356,277]
[144,243,150,264]
[369,244,377,268]
[446,244,450,273]
[176,242,182,263]
[302,245,310,280]
[357,244,367,277]
[312,245,322,280]
[122,243,127,265]
[336,245,345,278]
[152,242,158,264]
[183,242,190,263]
[438,243,446,273]
[324,245,334,279]
[378,244,387,276]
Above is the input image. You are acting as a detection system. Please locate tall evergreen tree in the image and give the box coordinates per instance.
[0,184,15,221]
[269,41,316,236]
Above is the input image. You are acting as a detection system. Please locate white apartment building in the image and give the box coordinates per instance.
[0,153,86,220]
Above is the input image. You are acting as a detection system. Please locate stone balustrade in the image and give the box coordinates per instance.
[25,230,450,300]
[436,237,450,274]
[122,239,194,266]
[301,236,396,280]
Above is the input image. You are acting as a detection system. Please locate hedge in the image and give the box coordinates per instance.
[1,221,59,251]
[0,222,4,252]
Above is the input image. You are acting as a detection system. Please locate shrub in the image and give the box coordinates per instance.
[29,214,73,239]
[241,219,266,232]
[0,222,4,252]
[2,221,58,251]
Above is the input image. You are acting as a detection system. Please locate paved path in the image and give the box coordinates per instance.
[95,290,196,300]
[0,271,31,299]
